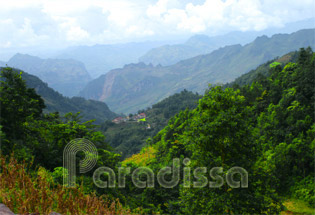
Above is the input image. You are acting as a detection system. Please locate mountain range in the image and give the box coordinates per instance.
[5,54,91,97]
[106,50,300,159]
[139,18,315,66]
[79,29,315,114]
[54,41,174,78]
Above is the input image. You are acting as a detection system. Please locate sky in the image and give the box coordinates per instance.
[0,0,314,50]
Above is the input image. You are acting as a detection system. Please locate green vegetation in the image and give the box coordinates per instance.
[0,155,131,214]
[281,199,315,215]
[225,51,299,87]
[0,67,118,169]
[270,61,282,68]
[0,67,131,213]
[121,48,315,213]
[0,48,314,214]
[15,69,118,123]
[102,90,201,159]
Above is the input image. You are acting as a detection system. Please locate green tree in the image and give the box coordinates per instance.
[0,67,45,153]
[178,86,281,214]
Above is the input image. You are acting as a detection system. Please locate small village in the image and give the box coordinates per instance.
[112,112,151,129]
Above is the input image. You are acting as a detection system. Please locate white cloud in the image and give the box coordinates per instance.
[66,26,89,41]
[147,0,292,33]
[0,0,314,49]
[146,0,181,18]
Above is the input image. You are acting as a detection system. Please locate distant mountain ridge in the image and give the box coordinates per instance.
[139,18,315,66]
[54,41,173,78]
[80,29,315,114]
[6,54,91,97]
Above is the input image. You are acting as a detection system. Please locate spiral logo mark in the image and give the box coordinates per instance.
[63,138,98,187]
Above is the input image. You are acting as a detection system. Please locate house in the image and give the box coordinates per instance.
[138,113,146,118]
[112,117,124,124]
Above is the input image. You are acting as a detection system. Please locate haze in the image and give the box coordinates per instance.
[1,0,314,53]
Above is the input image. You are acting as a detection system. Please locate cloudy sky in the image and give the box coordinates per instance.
[0,0,314,50]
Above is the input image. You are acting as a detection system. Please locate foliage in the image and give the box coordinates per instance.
[123,146,156,166]
[281,199,315,215]
[0,155,132,214]
[290,175,315,206]
[123,48,315,213]
[21,70,118,124]
[0,67,45,153]
[1,48,314,214]
[102,90,201,159]
[270,61,281,68]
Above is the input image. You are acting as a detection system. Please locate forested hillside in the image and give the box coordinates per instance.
[80,29,315,114]
[0,67,132,213]
[225,51,300,88]
[0,48,314,214]
[102,90,201,158]
[122,48,315,213]
[0,67,118,123]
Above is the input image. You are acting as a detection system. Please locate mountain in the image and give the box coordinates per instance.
[139,33,246,66]
[54,41,173,78]
[139,18,315,66]
[0,67,118,123]
[112,51,298,158]
[225,51,300,88]
[122,48,315,214]
[6,54,91,97]
[80,29,315,114]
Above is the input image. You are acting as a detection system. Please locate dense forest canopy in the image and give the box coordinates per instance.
[122,48,315,213]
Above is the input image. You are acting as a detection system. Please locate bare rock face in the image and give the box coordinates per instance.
[0,204,14,215]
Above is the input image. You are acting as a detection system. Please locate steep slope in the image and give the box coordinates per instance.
[139,18,315,66]
[225,51,299,87]
[123,49,315,214]
[0,67,118,123]
[139,33,251,66]
[7,54,91,97]
[106,51,299,159]
[54,41,171,78]
[80,29,315,114]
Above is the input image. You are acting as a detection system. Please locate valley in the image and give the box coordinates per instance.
[1,7,314,213]
[80,29,315,113]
